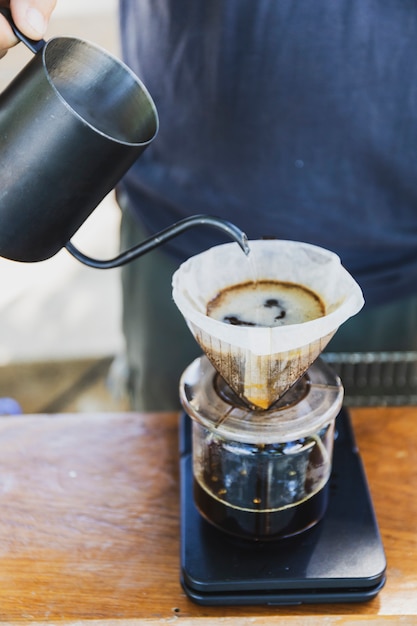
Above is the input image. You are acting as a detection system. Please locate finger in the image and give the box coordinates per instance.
[0,6,19,50]
[9,0,56,42]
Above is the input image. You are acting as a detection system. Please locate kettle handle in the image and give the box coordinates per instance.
[65,215,249,269]
[0,6,46,53]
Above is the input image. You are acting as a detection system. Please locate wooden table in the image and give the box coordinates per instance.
[0,407,415,624]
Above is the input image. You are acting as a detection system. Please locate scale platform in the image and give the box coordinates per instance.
[179,408,386,606]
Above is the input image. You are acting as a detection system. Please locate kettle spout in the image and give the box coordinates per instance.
[65,214,249,269]
[164,215,250,256]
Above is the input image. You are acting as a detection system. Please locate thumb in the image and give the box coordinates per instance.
[9,0,56,40]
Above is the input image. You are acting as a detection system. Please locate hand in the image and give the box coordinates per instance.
[0,0,56,57]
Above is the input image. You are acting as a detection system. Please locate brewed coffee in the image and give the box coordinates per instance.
[193,479,328,541]
[180,355,343,541]
[192,418,334,541]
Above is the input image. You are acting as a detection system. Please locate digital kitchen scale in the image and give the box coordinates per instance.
[179,408,386,606]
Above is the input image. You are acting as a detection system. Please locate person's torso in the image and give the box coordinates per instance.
[119,0,417,305]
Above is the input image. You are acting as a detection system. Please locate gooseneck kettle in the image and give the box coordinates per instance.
[0,8,248,266]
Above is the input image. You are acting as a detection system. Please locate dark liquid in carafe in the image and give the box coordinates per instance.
[193,478,328,541]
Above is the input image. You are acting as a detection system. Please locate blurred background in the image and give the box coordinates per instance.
[0,0,132,413]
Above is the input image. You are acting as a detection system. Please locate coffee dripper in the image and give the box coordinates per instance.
[172,240,386,604]
[173,239,364,540]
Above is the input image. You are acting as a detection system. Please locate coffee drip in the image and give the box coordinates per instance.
[173,239,364,409]
[173,239,364,541]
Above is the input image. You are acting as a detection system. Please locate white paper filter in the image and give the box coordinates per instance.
[172,239,364,409]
